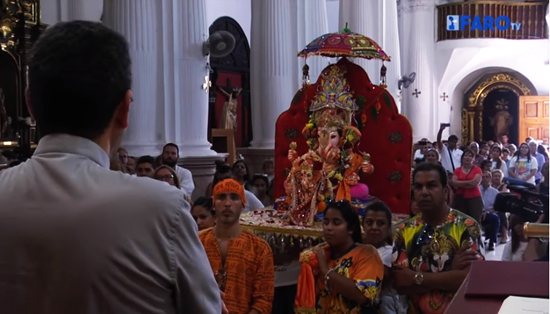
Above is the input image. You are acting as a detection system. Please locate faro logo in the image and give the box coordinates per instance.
[446,15,522,31]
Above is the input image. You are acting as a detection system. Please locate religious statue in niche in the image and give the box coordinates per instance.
[219,86,242,131]
[490,98,513,140]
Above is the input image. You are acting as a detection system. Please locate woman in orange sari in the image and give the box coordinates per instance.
[295,200,384,314]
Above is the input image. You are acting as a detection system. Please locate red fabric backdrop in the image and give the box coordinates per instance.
[274,58,413,214]
[213,72,249,148]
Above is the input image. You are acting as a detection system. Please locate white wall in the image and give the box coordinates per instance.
[40,0,103,25]
[205,0,251,42]
[326,0,340,33]
[436,38,550,138]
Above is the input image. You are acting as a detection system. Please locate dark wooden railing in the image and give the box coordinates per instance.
[437,1,548,41]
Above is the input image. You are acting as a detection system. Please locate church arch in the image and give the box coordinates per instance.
[462,72,532,144]
[208,16,252,148]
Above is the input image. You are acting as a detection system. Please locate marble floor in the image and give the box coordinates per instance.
[483,239,507,261]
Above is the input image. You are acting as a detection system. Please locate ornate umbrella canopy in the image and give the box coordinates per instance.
[297,27,391,61]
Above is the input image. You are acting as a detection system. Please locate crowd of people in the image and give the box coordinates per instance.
[411,124,548,255]
[0,20,548,314]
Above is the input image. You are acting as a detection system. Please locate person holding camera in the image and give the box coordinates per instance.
[437,124,463,175]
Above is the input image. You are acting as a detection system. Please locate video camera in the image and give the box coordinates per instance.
[494,179,548,224]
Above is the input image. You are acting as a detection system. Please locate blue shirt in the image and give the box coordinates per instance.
[532,152,546,181]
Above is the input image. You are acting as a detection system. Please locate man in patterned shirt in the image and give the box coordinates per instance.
[392,163,483,314]
[199,179,275,314]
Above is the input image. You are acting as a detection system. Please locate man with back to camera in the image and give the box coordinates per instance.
[0,21,223,313]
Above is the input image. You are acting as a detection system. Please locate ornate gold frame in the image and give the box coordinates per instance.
[462,73,531,144]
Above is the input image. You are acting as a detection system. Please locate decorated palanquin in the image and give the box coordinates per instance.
[274,58,413,224]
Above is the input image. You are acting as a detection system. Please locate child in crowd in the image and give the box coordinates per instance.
[191,197,216,231]
[362,201,408,314]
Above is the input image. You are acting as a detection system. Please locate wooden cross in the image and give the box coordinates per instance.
[412,89,421,98]
[202,75,212,94]
[440,92,449,101]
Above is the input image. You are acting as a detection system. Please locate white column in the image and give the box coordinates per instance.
[339,0,377,79]
[170,0,216,157]
[64,0,104,21]
[250,0,294,149]
[296,0,329,85]
[339,0,402,110]
[103,0,162,156]
[398,0,436,141]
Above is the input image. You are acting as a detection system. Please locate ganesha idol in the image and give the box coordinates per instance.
[281,67,374,226]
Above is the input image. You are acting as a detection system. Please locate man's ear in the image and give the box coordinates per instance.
[114,90,132,129]
[25,86,35,120]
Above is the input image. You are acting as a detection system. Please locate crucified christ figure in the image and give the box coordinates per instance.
[219,86,242,131]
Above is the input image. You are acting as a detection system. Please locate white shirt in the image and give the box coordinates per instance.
[244,190,265,212]
[491,160,508,177]
[440,145,463,173]
[510,156,538,185]
[175,165,195,196]
[502,241,529,261]
[377,245,393,267]
[0,134,221,314]
[480,185,499,211]
[413,149,424,161]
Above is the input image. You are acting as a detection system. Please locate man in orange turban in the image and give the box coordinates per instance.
[200,178,275,314]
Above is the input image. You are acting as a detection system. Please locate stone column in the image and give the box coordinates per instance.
[295,0,329,85]
[398,0,436,141]
[339,0,402,109]
[250,0,294,149]
[339,0,377,79]
[103,0,163,156]
[170,0,217,157]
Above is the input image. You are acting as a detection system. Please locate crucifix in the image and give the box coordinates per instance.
[440,92,449,101]
[202,75,211,94]
[219,78,242,131]
[412,89,421,98]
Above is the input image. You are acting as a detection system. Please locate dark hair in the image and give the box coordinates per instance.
[29,21,131,140]
[448,135,459,142]
[193,197,215,216]
[325,200,363,244]
[362,200,393,245]
[137,155,156,168]
[413,162,448,187]
[232,159,250,182]
[251,174,269,189]
[162,143,179,155]
[502,148,510,154]
[461,148,475,164]
[489,145,503,169]
[514,142,531,162]
[537,145,549,162]
[480,160,492,172]
[213,164,233,187]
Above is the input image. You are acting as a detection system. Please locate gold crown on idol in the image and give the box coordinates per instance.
[310,66,357,114]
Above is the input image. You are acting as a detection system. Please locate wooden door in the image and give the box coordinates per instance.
[519,96,550,145]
